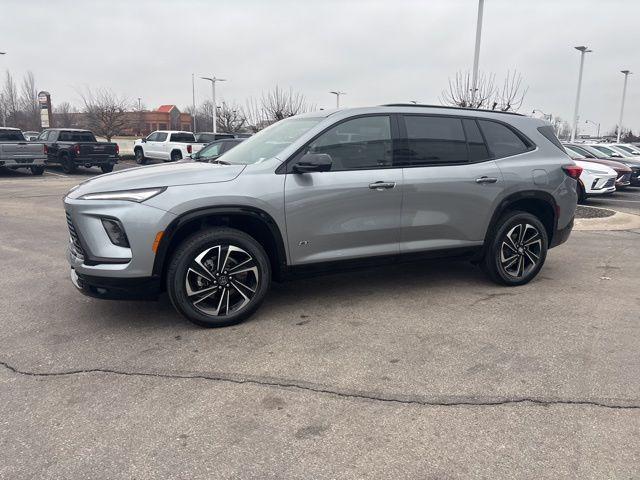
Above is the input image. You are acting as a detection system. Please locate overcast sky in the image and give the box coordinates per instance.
[3,0,639,134]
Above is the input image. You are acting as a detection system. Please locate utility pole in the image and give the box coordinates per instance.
[200,76,226,133]
[329,91,346,108]
[617,70,632,143]
[471,0,485,105]
[191,74,197,133]
[571,46,592,142]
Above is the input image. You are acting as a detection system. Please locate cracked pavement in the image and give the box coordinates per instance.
[1,173,640,478]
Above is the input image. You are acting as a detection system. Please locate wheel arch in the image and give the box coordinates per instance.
[152,206,288,286]
[485,191,558,247]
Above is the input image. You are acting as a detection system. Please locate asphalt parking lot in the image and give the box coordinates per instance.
[1,166,640,479]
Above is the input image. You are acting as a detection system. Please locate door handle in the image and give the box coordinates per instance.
[369,181,396,190]
[475,176,498,184]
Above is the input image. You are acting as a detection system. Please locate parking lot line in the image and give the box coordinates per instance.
[45,171,69,178]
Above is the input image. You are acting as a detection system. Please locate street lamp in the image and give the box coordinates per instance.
[200,76,226,133]
[471,0,485,105]
[616,70,632,143]
[585,119,600,138]
[329,91,346,108]
[571,46,592,142]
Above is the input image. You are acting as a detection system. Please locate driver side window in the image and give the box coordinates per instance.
[306,116,392,171]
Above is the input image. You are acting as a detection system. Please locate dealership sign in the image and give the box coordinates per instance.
[38,91,52,128]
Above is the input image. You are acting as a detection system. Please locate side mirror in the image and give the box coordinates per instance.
[141,138,147,143]
[293,153,332,173]
[611,153,623,158]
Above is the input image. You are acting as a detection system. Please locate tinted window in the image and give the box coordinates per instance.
[400,116,468,166]
[199,142,222,158]
[38,131,50,141]
[307,116,392,171]
[196,133,216,143]
[478,120,529,158]
[146,132,158,141]
[155,132,168,142]
[0,130,26,141]
[537,126,565,152]
[59,131,96,142]
[462,119,490,161]
[565,144,594,158]
[221,139,243,152]
[170,132,196,143]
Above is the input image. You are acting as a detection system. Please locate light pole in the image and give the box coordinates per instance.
[571,46,592,142]
[191,73,197,133]
[200,76,226,133]
[471,0,485,105]
[329,91,346,108]
[616,70,632,143]
[585,119,600,138]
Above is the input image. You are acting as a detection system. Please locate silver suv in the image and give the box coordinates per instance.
[64,105,579,327]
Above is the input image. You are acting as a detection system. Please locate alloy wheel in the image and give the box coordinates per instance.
[499,223,542,279]
[184,244,259,316]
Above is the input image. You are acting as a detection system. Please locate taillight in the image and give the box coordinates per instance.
[74,144,81,155]
[115,144,119,155]
[562,165,582,179]
[43,145,48,154]
[187,144,192,154]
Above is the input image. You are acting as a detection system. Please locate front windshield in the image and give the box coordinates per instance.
[219,117,322,165]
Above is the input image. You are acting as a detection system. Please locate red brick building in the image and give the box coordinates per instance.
[127,105,193,136]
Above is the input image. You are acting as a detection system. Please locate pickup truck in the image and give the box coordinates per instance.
[37,128,119,174]
[133,130,203,164]
[0,128,47,175]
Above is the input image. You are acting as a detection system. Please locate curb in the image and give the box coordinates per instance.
[574,207,640,231]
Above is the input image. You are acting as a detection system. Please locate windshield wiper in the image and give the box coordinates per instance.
[209,159,231,165]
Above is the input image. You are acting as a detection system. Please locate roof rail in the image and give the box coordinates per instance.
[381,103,525,116]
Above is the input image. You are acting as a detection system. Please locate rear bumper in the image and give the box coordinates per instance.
[71,268,161,300]
[73,155,119,166]
[550,217,574,249]
[0,157,46,167]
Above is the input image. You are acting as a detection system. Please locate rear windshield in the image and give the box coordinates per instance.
[59,131,96,142]
[537,126,565,153]
[170,133,196,143]
[0,130,26,141]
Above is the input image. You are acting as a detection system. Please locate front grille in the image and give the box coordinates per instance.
[618,173,631,183]
[66,211,85,261]
[603,177,615,188]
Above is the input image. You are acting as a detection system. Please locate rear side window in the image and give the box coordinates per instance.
[537,126,565,153]
[171,132,195,143]
[462,119,490,161]
[196,133,216,143]
[478,120,530,158]
[401,116,468,165]
[0,130,25,141]
[59,131,96,142]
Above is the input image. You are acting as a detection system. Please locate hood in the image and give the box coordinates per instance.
[577,157,631,173]
[574,160,616,175]
[68,161,246,199]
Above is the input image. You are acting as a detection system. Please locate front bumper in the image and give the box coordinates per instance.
[71,268,161,300]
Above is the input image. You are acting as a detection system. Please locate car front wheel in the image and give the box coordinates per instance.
[481,211,548,286]
[166,227,271,327]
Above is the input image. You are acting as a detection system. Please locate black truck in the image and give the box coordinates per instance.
[37,128,119,174]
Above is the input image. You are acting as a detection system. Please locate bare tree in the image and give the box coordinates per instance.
[79,88,131,141]
[54,101,76,128]
[216,101,246,133]
[243,97,267,132]
[1,71,19,127]
[441,70,528,112]
[17,71,39,130]
[261,86,311,122]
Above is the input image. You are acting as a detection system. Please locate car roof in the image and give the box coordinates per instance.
[46,128,92,131]
[296,104,527,120]
[0,127,22,131]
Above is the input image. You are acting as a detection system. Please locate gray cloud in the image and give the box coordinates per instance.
[2,0,638,133]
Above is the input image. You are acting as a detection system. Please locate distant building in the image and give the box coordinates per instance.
[53,104,193,137]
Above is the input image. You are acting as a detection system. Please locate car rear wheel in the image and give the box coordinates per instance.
[481,211,548,286]
[100,164,114,173]
[60,154,76,174]
[166,227,271,328]
[30,165,45,175]
[577,181,587,204]
[170,150,182,162]
[134,148,147,165]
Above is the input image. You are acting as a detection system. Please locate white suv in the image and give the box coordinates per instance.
[134,131,202,164]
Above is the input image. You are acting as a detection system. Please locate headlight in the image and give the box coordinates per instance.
[78,187,166,202]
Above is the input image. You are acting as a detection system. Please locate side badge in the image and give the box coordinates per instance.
[298,240,309,247]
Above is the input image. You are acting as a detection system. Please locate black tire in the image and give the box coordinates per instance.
[134,148,147,165]
[31,165,45,175]
[577,181,587,204]
[100,164,114,173]
[60,153,76,174]
[166,227,271,328]
[481,210,548,286]
[170,150,182,162]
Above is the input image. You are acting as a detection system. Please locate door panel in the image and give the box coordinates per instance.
[284,169,403,264]
[401,161,502,252]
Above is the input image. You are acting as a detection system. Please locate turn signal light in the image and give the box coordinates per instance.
[74,144,81,155]
[152,231,164,253]
[562,165,583,179]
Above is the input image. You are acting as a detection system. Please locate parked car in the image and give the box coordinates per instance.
[611,143,640,156]
[572,159,617,203]
[64,105,579,327]
[22,131,40,141]
[564,144,631,188]
[582,143,626,159]
[134,131,200,164]
[568,143,640,186]
[0,127,47,175]
[194,132,236,143]
[37,128,119,174]
[190,138,245,162]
